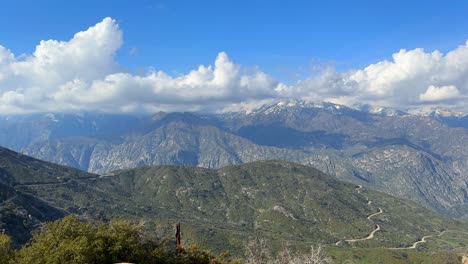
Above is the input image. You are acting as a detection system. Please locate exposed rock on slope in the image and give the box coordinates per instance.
[7,102,468,217]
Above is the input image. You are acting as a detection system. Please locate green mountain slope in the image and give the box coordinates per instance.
[0,147,95,244]
[1,147,468,261]
[86,162,467,250]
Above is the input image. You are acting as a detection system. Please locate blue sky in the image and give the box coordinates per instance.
[0,0,468,114]
[2,0,468,80]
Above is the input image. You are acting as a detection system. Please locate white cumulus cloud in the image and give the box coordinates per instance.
[419,85,461,102]
[0,18,284,114]
[0,17,468,114]
[291,44,468,112]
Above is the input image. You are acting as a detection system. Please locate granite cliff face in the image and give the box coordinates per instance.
[3,102,468,216]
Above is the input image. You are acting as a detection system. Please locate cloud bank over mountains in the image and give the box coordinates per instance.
[0,17,467,114]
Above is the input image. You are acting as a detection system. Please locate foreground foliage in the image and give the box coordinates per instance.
[245,239,332,264]
[0,233,13,263]
[0,215,239,264]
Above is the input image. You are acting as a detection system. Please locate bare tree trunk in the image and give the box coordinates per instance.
[175,223,182,254]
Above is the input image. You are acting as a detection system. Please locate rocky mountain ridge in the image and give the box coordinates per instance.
[0,101,467,217]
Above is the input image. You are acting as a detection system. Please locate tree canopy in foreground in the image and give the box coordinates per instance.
[0,215,239,264]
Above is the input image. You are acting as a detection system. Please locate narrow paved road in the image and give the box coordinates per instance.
[356,185,363,193]
[386,230,447,250]
[367,208,383,220]
[13,175,103,187]
[336,185,383,245]
[335,185,456,249]
[345,224,381,243]
[343,207,383,243]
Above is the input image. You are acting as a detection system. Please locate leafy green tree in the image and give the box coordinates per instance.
[12,215,239,264]
[92,219,156,263]
[14,215,98,264]
[0,233,13,264]
[152,243,241,264]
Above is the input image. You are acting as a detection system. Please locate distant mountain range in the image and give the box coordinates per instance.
[0,101,467,218]
[1,146,467,261]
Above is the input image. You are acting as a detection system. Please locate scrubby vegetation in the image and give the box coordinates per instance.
[0,233,13,263]
[0,215,240,264]
[244,238,332,264]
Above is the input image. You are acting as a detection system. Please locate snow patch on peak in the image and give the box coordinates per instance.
[44,113,59,122]
[235,99,354,116]
[409,107,466,117]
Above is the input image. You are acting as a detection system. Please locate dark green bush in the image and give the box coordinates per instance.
[4,215,239,264]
